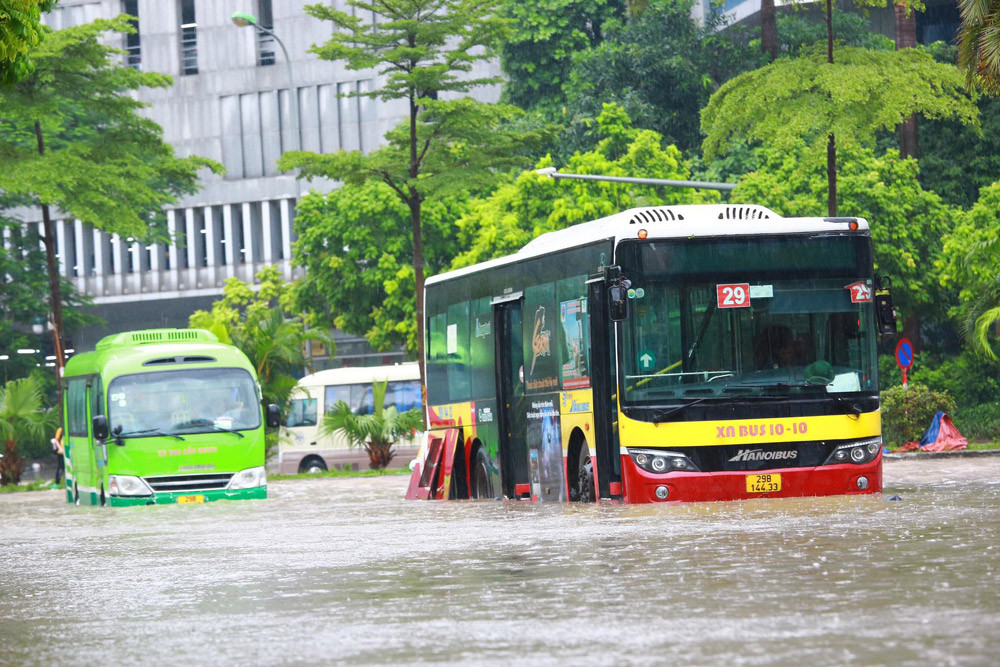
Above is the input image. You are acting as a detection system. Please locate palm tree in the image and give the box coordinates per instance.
[0,376,54,486]
[958,0,1000,95]
[320,379,423,470]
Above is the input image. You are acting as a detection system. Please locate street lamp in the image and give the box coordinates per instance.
[232,11,300,152]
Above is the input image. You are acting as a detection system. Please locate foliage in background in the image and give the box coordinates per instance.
[733,144,953,319]
[920,42,1000,208]
[953,402,1000,442]
[702,46,977,165]
[453,104,717,268]
[773,10,894,57]
[0,375,54,485]
[0,0,54,84]
[320,379,423,470]
[499,0,626,110]
[291,183,467,356]
[189,266,332,455]
[879,350,1000,411]
[880,383,956,447]
[937,181,1000,360]
[957,0,1000,95]
[702,46,978,215]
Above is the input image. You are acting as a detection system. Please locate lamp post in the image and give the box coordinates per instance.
[232,10,300,152]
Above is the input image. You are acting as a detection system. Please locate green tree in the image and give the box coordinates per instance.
[701,46,978,216]
[189,266,332,416]
[562,0,762,154]
[0,17,221,392]
[958,0,1000,95]
[280,1,543,390]
[290,182,467,356]
[499,0,626,110]
[0,375,53,485]
[734,144,953,324]
[937,181,1000,360]
[453,104,717,268]
[321,379,423,470]
[0,0,53,85]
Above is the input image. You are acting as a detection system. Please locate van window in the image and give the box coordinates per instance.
[285,398,317,427]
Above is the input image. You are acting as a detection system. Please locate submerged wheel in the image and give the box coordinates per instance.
[299,456,328,474]
[571,445,596,503]
[470,448,492,499]
[449,445,468,500]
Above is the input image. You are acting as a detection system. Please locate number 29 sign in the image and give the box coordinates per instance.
[717,283,750,308]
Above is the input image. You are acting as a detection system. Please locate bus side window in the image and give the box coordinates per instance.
[427,312,448,405]
[66,379,88,437]
[470,296,494,400]
[446,300,471,402]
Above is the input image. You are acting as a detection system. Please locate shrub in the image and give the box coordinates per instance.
[952,402,1000,442]
[878,351,1000,411]
[880,383,956,447]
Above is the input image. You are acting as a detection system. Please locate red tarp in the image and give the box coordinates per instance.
[898,412,968,452]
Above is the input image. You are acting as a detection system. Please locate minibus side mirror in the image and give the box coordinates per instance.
[92,415,109,442]
[609,285,629,321]
[266,404,281,428]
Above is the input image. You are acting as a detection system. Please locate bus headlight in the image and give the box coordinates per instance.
[823,438,881,466]
[108,475,153,497]
[628,449,700,474]
[227,466,266,490]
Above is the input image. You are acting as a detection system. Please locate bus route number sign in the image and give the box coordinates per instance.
[717,283,750,308]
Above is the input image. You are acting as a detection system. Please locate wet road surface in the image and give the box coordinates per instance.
[1,457,998,665]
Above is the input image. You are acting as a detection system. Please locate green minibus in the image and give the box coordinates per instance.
[61,328,279,507]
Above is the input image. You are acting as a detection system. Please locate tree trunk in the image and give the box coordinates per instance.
[34,120,65,413]
[407,96,427,427]
[894,2,919,158]
[825,0,837,217]
[761,0,778,61]
[1,439,25,486]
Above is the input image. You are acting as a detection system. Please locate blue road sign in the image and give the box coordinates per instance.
[895,338,913,370]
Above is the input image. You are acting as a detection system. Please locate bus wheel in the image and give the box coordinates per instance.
[299,456,327,474]
[470,448,491,500]
[572,445,596,503]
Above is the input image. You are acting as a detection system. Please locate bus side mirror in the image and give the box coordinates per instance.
[92,415,108,442]
[266,404,281,428]
[874,276,897,336]
[609,285,629,321]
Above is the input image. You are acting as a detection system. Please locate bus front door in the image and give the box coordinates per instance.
[588,279,622,498]
[493,296,529,499]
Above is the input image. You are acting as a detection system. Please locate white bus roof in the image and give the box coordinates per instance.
[295,362,420,389]
[427,204,869,286]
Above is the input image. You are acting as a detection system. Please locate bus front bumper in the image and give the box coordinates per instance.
[108,486,267,507]
[621,455,882,503]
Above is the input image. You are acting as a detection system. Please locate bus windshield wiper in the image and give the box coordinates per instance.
[174,419,246,438]
[649,397,711,421]
[116,428,185,441]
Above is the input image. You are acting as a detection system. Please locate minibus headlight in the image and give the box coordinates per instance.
[628,449,700,474]
[108,475,153,497]
[227,466,266,490]
[823,438,881,466]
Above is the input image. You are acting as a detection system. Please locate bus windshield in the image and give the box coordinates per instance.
[108,368,261,436]
[617,235,878,406]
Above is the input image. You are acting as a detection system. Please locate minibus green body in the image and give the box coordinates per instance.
[61,329,274,507]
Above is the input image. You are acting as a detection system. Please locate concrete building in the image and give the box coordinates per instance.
[27,0,500,365]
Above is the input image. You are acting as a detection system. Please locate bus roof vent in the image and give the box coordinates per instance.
[717,205,772,220]
[142,355,218,366]
[627,207,684,224]
[96,328,219,350]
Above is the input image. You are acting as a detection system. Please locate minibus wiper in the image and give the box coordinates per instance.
[173,418,246,438]
[117,428,186,441]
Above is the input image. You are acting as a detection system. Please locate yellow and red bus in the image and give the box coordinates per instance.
[407,204,896,503]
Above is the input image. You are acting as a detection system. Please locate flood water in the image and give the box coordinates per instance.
[2,457,998,665]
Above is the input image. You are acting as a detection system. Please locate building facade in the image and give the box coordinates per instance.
[29,0,500,365]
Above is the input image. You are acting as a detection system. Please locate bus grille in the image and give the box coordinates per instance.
[144,473,233,492]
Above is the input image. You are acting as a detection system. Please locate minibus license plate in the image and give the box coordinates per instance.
[177,495,205,504]
[746,474,781,493]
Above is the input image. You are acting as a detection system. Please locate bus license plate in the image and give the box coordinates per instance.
[177,495,205,504]
[746,474,781,493]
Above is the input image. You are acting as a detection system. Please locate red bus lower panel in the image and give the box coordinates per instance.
[621,453,882,504]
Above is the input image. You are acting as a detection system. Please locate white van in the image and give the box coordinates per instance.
[277,363,422,474]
